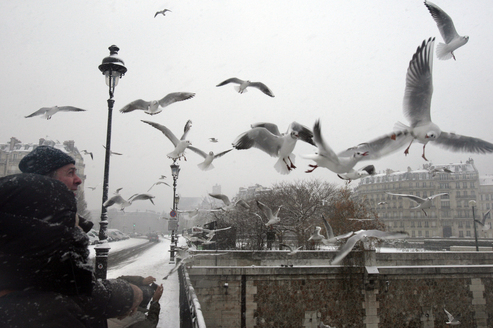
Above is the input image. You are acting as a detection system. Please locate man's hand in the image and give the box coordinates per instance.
[142,276,156,285]
[152,284,164,302]
[128,283,143,316]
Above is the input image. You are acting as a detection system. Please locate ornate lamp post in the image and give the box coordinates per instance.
[95,45,127,279]
[469,200,479,251]
[169,161,180,263]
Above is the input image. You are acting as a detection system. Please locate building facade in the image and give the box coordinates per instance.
[354,158,493,239]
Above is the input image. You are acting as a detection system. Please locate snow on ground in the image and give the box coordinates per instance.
[89,236,184,328]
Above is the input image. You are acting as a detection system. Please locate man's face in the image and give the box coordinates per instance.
[54,163,82,193]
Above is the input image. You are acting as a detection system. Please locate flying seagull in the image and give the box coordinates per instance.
[163,248,225,279]
[216,78,275,97]
[474,209,491,231]
[81,150,93,160]
[428,166,453,177]
[337,164,376,182]
[87,183,100,191]
[208,193,250,211]
[394,38,493,160]
[154,8,171,18]
[424,1,468,60]
[187,147,233,171]
[209,138,218,143]
[232,121,315,175]
[103,193,155,211]
[387,192,448,216]
[331,230,408,264]
[256,201,281,227]
[142,119,192,160]
[443,308,460,325]
[25,106,87,120]
[280,244,302,255]
[102,145,122,156]
[321,216,353,245]
[147,181,170,192]
[301,119,370,175]
[192,226,232,239]
[120,92,195,116]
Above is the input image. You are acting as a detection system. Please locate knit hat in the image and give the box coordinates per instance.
[19,145,76,175]
[0,173,93,295]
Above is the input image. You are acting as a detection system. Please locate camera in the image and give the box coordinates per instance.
[139,282,159,308]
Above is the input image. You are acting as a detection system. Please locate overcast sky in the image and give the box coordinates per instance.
[1,0,492,214]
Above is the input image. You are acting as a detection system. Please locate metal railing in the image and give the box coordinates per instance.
[179,265,207,328]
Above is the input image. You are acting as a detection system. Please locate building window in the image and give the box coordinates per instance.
[466,231,471,237]
[458,221,463,228]
[425,221,429,228]
[418,230,422,237]
[459,231,464,237]
[418,221,422,227]
[412,231,416,237]
[425,230,429,238]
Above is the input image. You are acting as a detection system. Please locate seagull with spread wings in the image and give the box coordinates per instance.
[475,209,491,232]
[208,193,250,211]
[256,201,281,227]
[142,119,192,160]
[233,121,315,175]
[25,106,87,120]
[154,8,171,18]
[147,181,170,192]
[120,92,195,115]
[216,78,275,97]
[387,192,448,216]
[187,147,233,171]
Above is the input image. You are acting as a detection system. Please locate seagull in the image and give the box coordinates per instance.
[301,119,370,175]
[187,147,233,171]
[331,230,408,264]
[209,138,219,143]
[142,119,192,160]
[337,164,376,182]
[424,1,468,60]
[120,92,195,115]
[279,243,302,255]
[308,226,325,242]
[193,226,232,239]
[256,201,281,227]
[428,166,453,177]
[154,8,171,18]
[163,250,226,279]
[159,175,167,179]
[25,106,87,120]
[87,183,100,191]
[147,181,170,192]
[208,193,250,211]
[474,209,491,231]
[394,38,493,161]
[378,202,387,206]
[443,308,460,325]
[114,187,123,195]
[102,145,122,156]
[318,322,335,328]
[103,193,155,211]
[233,121,315,175]
[81,150,93,160]
[216,78,275,97]
[321,216,353,245]
[387,192,448,216]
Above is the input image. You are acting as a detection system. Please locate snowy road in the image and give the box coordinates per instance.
[89,236,183,328]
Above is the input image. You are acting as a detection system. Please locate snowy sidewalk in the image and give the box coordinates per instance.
[97,236,183,327]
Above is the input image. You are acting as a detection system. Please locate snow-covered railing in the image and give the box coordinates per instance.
[179,266,207,328]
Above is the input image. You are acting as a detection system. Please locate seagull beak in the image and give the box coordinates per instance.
[362,151,369,156]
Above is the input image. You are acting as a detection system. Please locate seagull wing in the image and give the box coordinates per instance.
[25,107,49,118]
[142,120,180,146]
[187,146,207,158]
[387,192,425,204]
[424,1,459,43]
[432,131,493,154]
[312,119,340,164]
[216,77,244,87]
[57,106,86,112]
[331,233,364,264]
[251,122,281,136]
[403,38,435,127]
[483,210,491,225]
[213,149,233,159]
[289,121,315,146]
[256,201,273,218]
[280,243,293,252]
[181,119,192,140]
[322,216,334,239]
[120,99,150,113]
[209,193,231,205]
[429,193,448,200]
[248,82,275,97]
[103,194,125,208]
[158,92,196,108]
[232,127,283,157]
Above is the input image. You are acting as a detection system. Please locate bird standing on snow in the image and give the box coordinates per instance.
[154,8,171,17]
[187,147,233,171]
[387,192,448,216]
[142,119,192,160]
[25,106,87,120]
[216,78,275,97]
[233,121,315,175]
[424,1,468,60]
[120,92,195,116]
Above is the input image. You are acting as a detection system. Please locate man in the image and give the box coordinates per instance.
[18,145,143,326]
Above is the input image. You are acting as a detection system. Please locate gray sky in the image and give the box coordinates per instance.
[1,0,492,213]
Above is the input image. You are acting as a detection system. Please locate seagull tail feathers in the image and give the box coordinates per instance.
[393,121,410,132]
[197,162,214,171]
[235,85,247,93]
[436,43,454,60]
[274,155,294,175]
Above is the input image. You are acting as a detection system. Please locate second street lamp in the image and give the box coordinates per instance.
[95,45,127,279]
[169,161,180,263]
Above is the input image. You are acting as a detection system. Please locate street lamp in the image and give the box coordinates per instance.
[95,45,127,279]
[169,161,181,263]
[469,200,479,251]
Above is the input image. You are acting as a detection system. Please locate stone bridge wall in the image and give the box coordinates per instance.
[187,250,493,328]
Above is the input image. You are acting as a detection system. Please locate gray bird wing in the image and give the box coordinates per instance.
[58,106,86,112]
[181,119,192,140]
[403,38,435,127]
[387,192,425,204]
[235,199,250,209]
[289,121,315,146]
[256,200,273,218]
[158,92,195,108]
[424,1,459,43]
[232,127,283,157]
[483,209,491,224]
[25,107,49,117]
[187,145,207,158]
[429,193,448,200]
[248,82,275,97]
[130,193,155,204]
[213,149,233,159]
[209,193,231,205]
[331,232,363,264]
[103,194,125,207]
[322,216,334,239]
[312,119,340,164]
[337,130,413,160]
[216,77,243,87]
[142,120,180,146]
[251,122,281,136]
[120,99,150,113]
[433,131,493,154]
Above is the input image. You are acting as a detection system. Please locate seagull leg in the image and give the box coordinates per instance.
[422,209,428,217]
[305,164,318,173]
[283,158,292,171]
[452,52,456,61]
[404,139,414,156]
[421,145,428,161]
